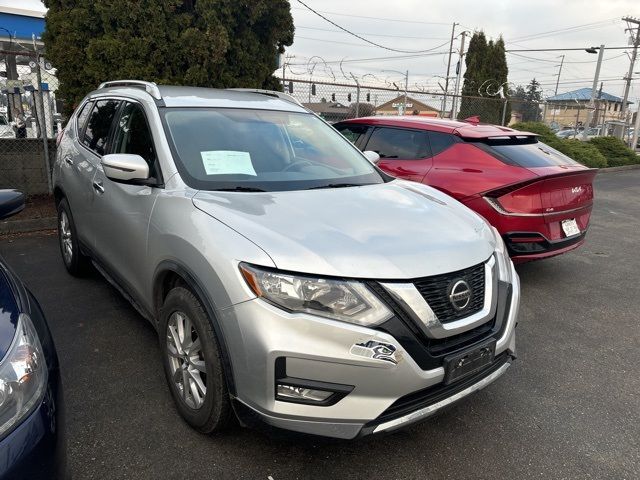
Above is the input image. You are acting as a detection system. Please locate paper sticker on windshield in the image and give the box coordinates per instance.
[201,151,257,176]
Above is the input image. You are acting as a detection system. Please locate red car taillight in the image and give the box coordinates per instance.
[485,180,544,215]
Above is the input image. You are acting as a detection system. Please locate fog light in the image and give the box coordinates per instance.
[276,384,333,403]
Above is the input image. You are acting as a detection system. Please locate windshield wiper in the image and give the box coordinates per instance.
[212,186,266,192]
[308,183,368,190]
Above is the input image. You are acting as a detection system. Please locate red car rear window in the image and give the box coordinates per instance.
[472,138,579,168]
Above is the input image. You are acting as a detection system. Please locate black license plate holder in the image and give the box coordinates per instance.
[443,339,496,385]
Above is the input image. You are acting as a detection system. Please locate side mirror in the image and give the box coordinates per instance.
[363,150,380,165]
[101,154,150,183]
[0,190,25,221]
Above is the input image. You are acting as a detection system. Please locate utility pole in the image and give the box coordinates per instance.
[450,31,466,120]
[551,54,565,124]
[442,22,458,118]
[583,44,605,140]
[403,69,408,116]
[621,17,640,125]
[554,55,565,95]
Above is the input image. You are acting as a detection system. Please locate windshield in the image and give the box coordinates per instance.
[161,108,384,191]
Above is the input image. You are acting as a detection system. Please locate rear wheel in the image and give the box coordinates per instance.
[159,287,232,433]
[57,198,90,276]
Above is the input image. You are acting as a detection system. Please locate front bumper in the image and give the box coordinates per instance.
[0,394,64,480]
[217,264,519,439]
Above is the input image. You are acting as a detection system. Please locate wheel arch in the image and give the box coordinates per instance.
[53,185,65,206]
[153,260,237,396]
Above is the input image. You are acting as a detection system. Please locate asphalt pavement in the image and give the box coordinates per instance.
[1,170,638,479]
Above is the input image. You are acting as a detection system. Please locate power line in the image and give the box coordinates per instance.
[289,51,450,67]
[291,6,450,25]
[296,0,451,54]
[508,18,619,42]
[506,46,631,52]
[295,35,385,48]
[507,51,627,64]
[296,25,449,41]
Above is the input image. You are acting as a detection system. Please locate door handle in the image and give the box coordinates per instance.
[63,156,73,166]
[92,181,105,194]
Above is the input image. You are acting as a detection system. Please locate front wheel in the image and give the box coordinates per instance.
[159,287,232,434]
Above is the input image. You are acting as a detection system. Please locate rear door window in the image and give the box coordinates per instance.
[428,131,458,156]
[364,127,430,159]
[82,99,121,155]
[473,138,580,167]
[334,123,370,147]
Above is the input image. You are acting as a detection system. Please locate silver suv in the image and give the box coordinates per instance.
[53,80,519,438]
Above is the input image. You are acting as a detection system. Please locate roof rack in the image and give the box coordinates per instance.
[97,80,162,100]
[227,88,302,106]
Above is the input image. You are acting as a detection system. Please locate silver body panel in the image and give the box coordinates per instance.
[53,84,519,438]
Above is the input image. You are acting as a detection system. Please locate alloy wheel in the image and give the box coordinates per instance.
[166,311,208,410]
[59,210,73,265]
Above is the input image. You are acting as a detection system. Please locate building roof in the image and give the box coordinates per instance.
[376,95,440,112]
[547,87,627,103]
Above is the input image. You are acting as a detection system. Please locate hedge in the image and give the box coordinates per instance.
[588,136,640,167]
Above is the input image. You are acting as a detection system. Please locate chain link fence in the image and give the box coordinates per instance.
[278,77,536,125]
[1,50,60,196]
[277,77,636,143]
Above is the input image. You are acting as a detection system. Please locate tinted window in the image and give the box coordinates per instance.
[365,127,429,159]
[76,101,93,135]
[477,139,579,168]
[82,99,120,155]
[334,124,369,145]
[428,131,458,156]
[113,102,156,175]
[162,108,383,192]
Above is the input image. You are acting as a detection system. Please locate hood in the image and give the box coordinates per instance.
[193,180,495,279]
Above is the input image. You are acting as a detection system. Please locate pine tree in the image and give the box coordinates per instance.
[511,79,542,122]
[42,0,294,114]
[457,32,510,124]
[457,31,489,120]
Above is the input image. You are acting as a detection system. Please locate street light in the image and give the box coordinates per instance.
[382,69,409,115]
[583,45,605,140]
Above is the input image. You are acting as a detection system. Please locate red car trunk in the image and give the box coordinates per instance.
[333,117,597,262]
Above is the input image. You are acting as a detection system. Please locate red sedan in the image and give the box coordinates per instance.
[334,117,596,263]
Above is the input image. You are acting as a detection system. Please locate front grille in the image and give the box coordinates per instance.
[413,261,485,323]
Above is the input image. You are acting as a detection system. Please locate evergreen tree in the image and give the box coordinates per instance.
[43,0,294,114]
[511,79,542,122]
[457,32,510,124]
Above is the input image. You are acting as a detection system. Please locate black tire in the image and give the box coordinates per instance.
[159,287,232,434]
[57,198,91,276]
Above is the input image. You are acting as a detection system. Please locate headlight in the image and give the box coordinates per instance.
[0,313,48,438]
[491,226,514,283]
[239,264,393,327]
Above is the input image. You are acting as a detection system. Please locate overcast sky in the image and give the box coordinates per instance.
[287,0,640,101]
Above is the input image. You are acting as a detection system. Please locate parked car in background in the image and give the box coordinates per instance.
[0,115,13,138]
[53,81,519,439]
[334,116,597,263]
[0,190,66,479]
[556,129,579,139]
